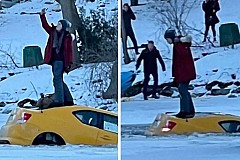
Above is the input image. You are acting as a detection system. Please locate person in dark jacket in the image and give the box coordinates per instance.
[165,30,196,118]
[122,3,139,55]
[136,41,166,100]
[40,8,74,107]
[202,0,220,42]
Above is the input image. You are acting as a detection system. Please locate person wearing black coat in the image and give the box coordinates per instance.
[122,3,139,55]
[136,41,166,100]
[202,0,220,42]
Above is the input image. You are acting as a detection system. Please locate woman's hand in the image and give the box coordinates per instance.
[40,8,46,15]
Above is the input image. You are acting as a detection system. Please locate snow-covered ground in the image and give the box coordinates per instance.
[122,0,240,159]
[0,0,118,159]
[0,0,118,112]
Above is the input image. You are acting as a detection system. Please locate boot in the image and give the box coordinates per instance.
[202,37,207,42]
[213,37,217,42]
[151,94,160,99]
[143,95,148,100]
[176,112,195,118]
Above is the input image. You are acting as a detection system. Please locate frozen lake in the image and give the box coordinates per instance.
[121,96,240,160]
[0,144,117,160]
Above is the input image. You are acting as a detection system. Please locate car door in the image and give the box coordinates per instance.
[96,113,118,145]
[72,110,101,145]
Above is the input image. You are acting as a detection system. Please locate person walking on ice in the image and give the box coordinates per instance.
[136,41,166,100]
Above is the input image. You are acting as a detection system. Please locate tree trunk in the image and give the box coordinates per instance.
[56,0,82,68]
[103,60,118,100]
[121,0,131,64]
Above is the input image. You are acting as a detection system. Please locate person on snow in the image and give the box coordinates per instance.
[165,29,196,118]
[122,3,139,55]
[40,8,74,107]
[202,0,220,42]
[136,41,166,100]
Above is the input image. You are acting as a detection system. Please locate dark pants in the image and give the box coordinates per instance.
[204,24,216,38]
[178,82,195,113]
[143,71,158,96]
[126,32,138,54]
[52,61,73,104]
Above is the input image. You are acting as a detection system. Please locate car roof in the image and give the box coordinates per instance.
[164,112,238,117]
[21,105,117,117]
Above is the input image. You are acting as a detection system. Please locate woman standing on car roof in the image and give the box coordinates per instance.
[39,8,74,107]
[164,29,196,118]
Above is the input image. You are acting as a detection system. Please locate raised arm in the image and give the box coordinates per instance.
[39,9,52,34]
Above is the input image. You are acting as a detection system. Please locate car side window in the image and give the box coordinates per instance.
[73,111,99,128]
[219,120,240,133]
[102,114,118,133]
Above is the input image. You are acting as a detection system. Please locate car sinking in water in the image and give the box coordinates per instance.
[145,112,240,135]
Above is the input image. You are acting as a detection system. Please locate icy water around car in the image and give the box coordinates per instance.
[0,144,117,160]
[121,96,240,160]
[122,124,240,160]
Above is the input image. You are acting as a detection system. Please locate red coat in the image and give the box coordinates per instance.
[40,14,73,73]
[172,42,196,83]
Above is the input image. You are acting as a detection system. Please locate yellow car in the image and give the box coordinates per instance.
[0,106,118,145]
[145,112,240,135]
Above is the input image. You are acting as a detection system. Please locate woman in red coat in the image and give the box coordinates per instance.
[40,8,74,107]
[165,30,196,118]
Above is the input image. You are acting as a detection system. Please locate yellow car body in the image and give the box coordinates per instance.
[146,112,240,135]
[0,106,118,145]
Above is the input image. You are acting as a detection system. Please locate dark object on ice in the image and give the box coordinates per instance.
[228,94,237,98]
[8,72,15,76]
[210,89,231,96]
[206,81,219,90]
[0,102,6,107]
[231,87,240,94]
[44,1,54,5]
[122,81,175,98]
[205,81,233,90]
[1,77,7,81]
[20,12,40,15]
[231,74,236,80]
[212,69,218,72]
[1,0,20,8]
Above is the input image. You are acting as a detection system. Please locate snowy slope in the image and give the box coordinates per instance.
[122,0,240,90]
[0,0,118,113]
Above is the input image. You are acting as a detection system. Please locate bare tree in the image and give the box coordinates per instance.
[152,0,200,35]
[55,0,118,102]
